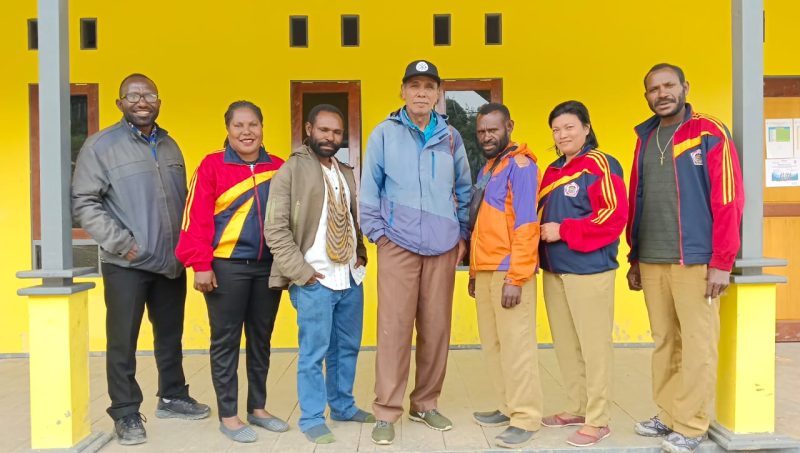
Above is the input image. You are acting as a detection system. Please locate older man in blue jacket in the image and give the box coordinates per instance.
[360,60,471,445]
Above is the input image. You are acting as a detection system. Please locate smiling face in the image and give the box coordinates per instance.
[401,75,440,118]
[644,68,689,122]
[226,107,263,161]
[116,76,160,133]
[551,113,590,158]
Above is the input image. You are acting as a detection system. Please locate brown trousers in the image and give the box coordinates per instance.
[475,271,542,431]
[542,270,615,427]
[372,239,459,422]
[640,263,720,438]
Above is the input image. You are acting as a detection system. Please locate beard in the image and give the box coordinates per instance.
[650,90,687,119]
[481,132,510,159]
[309,137,341,158]
[123,108,159,129]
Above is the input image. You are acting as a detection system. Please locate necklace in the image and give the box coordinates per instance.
[656,121,682,165]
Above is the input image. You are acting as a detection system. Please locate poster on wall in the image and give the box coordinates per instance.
[766,118,794,159]
[794,119,800,157]
[766,158,800,187]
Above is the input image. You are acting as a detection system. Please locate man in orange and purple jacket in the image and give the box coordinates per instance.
[626,63,744,453]
[467,103,542,449]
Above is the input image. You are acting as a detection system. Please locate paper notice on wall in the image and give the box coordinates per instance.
[766,119,794,159]
[766,158,800,187]
[794,119,800,157]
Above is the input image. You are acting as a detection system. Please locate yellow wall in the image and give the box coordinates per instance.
[1,0,789,354]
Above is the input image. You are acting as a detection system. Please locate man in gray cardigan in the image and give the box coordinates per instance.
[72,73,209,446]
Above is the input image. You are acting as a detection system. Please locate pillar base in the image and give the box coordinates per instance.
[30,431,112,453]
[709,422,800,451]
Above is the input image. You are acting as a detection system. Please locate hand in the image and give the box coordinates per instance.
[468,278,476,298]
[706,267,731,299]
[501,283,522,308]
[194,270,218,293]
[356,257,366,268]
[540,222,561,243]
[455,239,467,268]
[306,272,325,286]
[124,243,139,261]
[626,262,642,291]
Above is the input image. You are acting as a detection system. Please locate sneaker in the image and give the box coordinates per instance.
[155,396,210,420]
[473,410,510,427]
[566,426,611,447]
[371,420,395,445]
[541,413,586,427]
[635,415,673,437]
[409,409,453,431]
[661,431,707,453]
[114,412,146,445]
[495,426,536,449]
[304,423,335,444]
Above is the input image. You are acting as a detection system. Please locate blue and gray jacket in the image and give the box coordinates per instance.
[359,108,471,256]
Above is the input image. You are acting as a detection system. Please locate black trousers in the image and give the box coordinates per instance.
[205,259,282,418]
[102,263,189,420]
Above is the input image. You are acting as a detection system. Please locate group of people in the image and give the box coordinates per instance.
[70,58,743,453]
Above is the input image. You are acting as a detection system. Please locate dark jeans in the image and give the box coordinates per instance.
[205,259,281,418]
[102,263,189,421]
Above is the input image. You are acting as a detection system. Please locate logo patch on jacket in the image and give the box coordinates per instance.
[564,182,580,197]
[690,150,703,166]
[514,155,530,168]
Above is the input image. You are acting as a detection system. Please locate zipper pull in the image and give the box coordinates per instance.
[249,163,255,174]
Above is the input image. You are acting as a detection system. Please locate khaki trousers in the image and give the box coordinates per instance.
[372,239,459,422]
[474,271,542,431]
[542,270,615,427]
[639,263,720,438]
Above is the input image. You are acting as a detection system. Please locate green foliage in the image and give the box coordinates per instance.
[446,98,485,183]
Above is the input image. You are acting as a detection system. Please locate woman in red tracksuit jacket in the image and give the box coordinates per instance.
[175,101,288,442]
[537,101,628,447]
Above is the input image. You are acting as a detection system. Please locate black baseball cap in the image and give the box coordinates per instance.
[402,60,441,84]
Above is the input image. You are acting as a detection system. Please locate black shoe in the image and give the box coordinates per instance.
[115,413,147,445]
[155,396,211,420]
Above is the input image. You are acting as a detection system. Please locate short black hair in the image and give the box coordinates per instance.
[477,102,511,121]
[644,63,686,88]
[118,73,155,98]
[307,104,345,125]
[548,100,599,150]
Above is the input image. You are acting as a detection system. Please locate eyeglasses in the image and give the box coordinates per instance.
[121,92,159,104]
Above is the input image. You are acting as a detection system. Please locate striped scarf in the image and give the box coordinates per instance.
[323,161,354,263]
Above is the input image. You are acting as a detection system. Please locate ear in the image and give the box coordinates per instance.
[683,81,690,96]
[304,121,313,137]
[115,98,124,113]
[507,119,515,134]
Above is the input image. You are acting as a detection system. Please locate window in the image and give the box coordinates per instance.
[485,14,502,45]
[434,14,451,46]
[80,18,97,50]
[27,19,38,50]
[29,84,101,272]
[290,16,308,47]
[341,15,359,47]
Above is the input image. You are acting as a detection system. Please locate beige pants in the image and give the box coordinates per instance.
[543,270,615,427]
[474,271,542,431]
[372,239,459,423]
[640,263,720,438]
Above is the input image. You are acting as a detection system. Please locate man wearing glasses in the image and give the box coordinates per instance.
[72,74,209,446]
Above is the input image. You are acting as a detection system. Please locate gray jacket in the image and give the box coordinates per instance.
[71,119,187,278]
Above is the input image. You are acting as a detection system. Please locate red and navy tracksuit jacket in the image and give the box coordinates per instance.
[537,146,628,275]
[175,146,284,271]
[626,104,744,271]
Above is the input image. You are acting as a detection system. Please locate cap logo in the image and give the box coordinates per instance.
[415,61,429,72]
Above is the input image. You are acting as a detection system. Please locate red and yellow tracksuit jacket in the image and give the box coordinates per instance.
[175,146,284,271]
[537,146,628,275]
[626,104,744,271]
[469,143,540,286]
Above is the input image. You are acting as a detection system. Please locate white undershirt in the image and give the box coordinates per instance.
[303,163,364,290]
